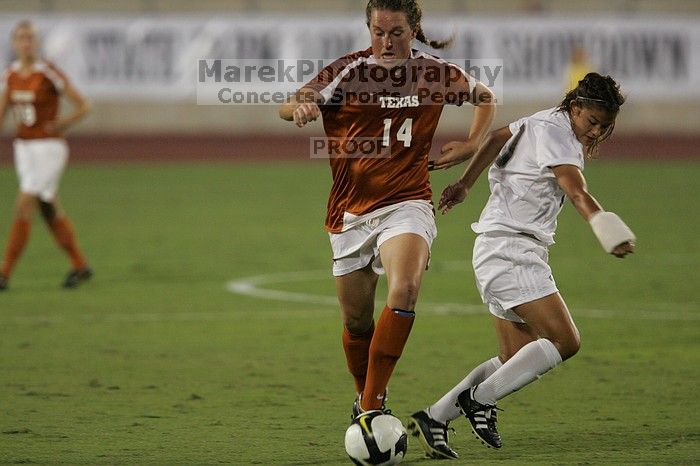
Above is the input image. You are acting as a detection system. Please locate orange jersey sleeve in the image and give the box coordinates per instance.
[6,60,69,139]
[305,49,473,232]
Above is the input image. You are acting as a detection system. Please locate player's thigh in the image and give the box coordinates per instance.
[379,233,430,310]
[14,192,39,219]
[492,315,538,362]
[376,200,435,286]
[379,233,430,282]
[336,262,379,331]
[512,292,580,359]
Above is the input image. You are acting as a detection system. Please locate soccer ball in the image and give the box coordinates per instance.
[344,411,408,465]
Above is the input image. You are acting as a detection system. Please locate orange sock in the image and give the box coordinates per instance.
[49,217,87,270]
[1,218,31,277]
[342,321,375,394]
[361,305,415,411]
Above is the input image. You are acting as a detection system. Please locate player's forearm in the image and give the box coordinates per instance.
[467,105,495,146]
[458,129,508,189]
[467,87,496,145]
[568,190,603,221]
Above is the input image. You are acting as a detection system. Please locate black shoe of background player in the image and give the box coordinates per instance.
[0,275,8,291]
[63,267,93,289]
[407,409,459,459]
[456,386,502,449]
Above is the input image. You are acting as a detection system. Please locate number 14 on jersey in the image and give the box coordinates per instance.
[382,118,413,148]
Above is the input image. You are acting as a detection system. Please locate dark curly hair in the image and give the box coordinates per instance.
[558,72,625,156]
[365,0,453,49]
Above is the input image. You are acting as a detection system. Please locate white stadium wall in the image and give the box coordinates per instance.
[0,13,699,135]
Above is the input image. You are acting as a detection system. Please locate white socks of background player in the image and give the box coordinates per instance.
[428,357,503,424]
[473,338,562,406]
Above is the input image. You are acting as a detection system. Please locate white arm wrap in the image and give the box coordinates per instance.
[589,211,636,253]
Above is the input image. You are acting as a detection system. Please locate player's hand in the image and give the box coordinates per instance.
[611,241,635,258]
[438,181,468,214]
[293,103,321,128]
[429,140,479,171]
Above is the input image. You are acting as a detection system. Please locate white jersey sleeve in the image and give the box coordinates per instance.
[535,124,584,171]
[508,116,526,136]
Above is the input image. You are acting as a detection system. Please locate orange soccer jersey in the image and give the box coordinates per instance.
[305,48,473,233]
[3,60,68,140]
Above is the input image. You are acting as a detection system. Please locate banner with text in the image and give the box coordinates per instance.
[0,14,697,102]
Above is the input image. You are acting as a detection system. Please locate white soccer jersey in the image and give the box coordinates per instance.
[472,107,584,245]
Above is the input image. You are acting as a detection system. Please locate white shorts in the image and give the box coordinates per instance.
[14,138,69,201]
[329,200,437,277]
[472,232,559,323]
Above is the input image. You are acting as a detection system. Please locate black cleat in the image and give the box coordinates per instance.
[62,267,93,289]
[407,410,459,460]
[456,386,502,449]
[351,390,390,420]
[0,275,8,291]
[351,396,362,420]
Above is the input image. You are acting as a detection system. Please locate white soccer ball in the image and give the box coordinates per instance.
[344,411,408,466]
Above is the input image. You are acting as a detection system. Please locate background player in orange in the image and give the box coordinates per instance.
[0,20,92,290]
[280,0,495,426]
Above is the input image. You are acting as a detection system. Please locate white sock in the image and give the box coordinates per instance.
[427,357,502,424]
[474,339,562,405]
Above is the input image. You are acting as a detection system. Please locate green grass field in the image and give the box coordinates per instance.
[0,160,698,465]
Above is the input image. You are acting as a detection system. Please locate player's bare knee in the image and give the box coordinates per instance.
[556,332,581,361]
[387,278,420,310]
[343,314,373,335]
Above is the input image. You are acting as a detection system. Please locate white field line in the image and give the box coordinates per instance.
[2,266,697,325]
[4,309,334,325]
[226,269,484,316]
[225,269,700,321]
